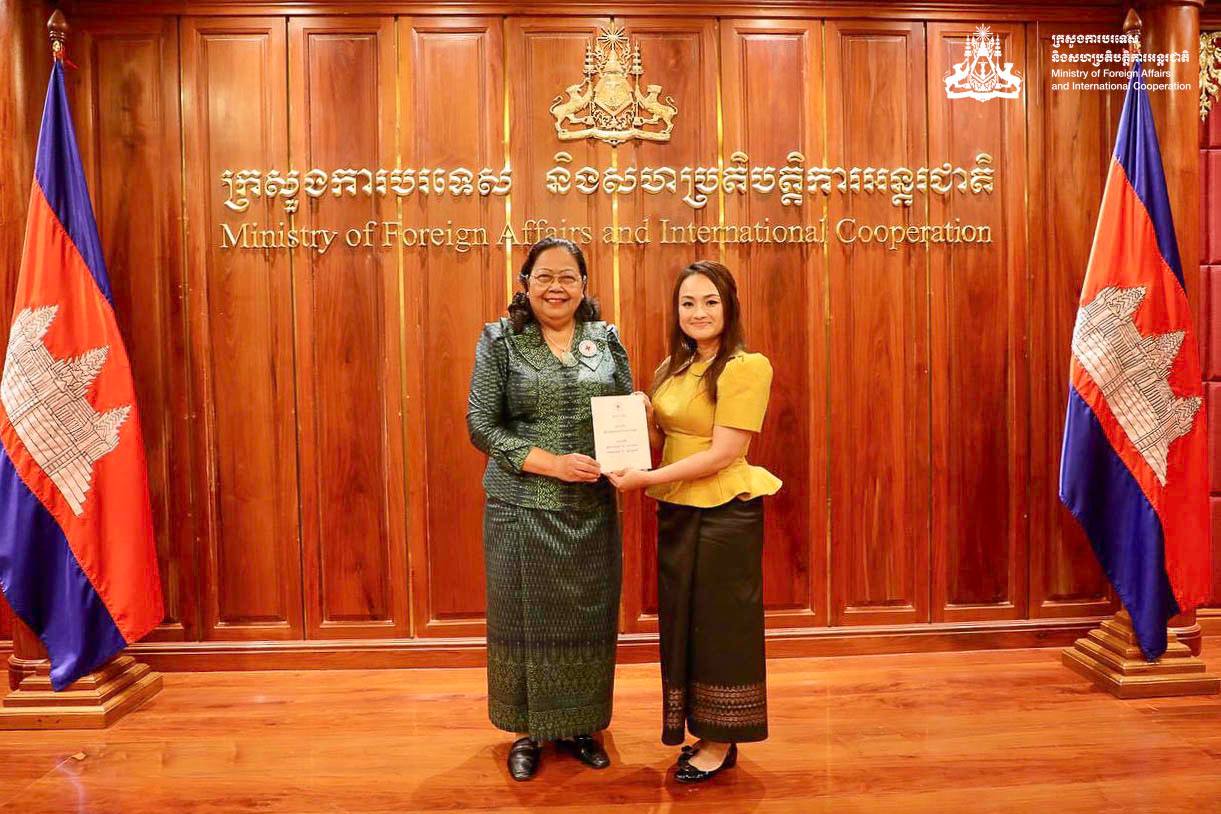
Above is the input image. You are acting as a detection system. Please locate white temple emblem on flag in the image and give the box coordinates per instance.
[0,306,130,516]
[1071,285,1201,486]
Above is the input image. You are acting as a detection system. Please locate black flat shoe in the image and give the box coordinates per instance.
[507,737,540,781]
[674,743,737,783]
[555,734,611,769]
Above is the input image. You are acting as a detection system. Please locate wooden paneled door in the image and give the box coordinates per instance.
[289,17,409,639]
[825,20,931,627]
[400,16,506,638]
[181,17,304,641]
[927,22,1029,623]
[1026,22,1118,620]
[720,18,827,629]
[70,16,197,641]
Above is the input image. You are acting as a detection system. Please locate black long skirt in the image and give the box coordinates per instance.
[656,496,768,745]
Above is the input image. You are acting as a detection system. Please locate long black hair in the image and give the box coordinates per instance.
[507,237,601,333]
[650,260,746,403]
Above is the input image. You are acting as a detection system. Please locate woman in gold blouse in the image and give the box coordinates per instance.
[608,260,780,783]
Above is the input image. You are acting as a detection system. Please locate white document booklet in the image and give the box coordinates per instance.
[590,395,653,472]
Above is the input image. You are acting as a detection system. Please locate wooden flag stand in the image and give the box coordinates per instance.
[0,619,162,730]
[1062,612,1219,698]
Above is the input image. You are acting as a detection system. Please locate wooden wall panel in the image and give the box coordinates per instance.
[0,594,10,644]
[928,22,1029,622]
[612,17,719,632]
[400,17,506,636]
[1027,22,1118,619]
[721,19,826,626]
[825,20,930,627]
[70,17,197,641]
[289,17,407,638]
[1204,109,1221,270]
[181,17,303,640]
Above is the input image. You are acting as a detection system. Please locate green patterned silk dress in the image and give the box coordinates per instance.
[466,316,632,741]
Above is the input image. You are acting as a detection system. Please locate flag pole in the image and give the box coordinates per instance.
[0,7,66,703]
[1122,8,1142,56]
[0,9,164,729]
[47,9,67,62]
[6,618,47,692]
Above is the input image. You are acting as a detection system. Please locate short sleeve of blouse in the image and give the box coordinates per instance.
[713,353,773,432]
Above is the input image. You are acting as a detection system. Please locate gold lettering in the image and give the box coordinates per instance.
[220,223,247,248]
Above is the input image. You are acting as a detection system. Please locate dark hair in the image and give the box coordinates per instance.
[650,260,746,402]
[507,237,601,333]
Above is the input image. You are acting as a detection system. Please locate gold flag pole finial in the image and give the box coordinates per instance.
[1123,8,1143,56]
[47,10,68,62]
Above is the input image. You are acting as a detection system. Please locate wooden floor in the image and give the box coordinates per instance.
[2,643,1221,813]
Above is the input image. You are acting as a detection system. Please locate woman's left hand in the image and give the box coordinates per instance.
[606,469,651,492]
[632,391,654,425]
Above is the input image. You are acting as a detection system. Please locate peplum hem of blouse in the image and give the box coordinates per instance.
[647,460,782,508]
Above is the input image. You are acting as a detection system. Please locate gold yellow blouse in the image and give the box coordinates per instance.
[646,352,782,508]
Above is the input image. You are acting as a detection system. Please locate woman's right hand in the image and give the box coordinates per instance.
[552,452,602,483]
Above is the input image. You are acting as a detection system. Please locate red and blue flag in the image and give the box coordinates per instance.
[0,60,162,689]
[1060,60,1210,660]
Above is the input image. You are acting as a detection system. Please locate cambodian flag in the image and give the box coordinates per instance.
[0,60,162,689]
[1060,60,1210,661]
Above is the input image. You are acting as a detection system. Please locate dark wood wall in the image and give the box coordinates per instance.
[7,0,1214,668]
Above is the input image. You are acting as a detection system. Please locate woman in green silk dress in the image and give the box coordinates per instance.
[466,237,632,781]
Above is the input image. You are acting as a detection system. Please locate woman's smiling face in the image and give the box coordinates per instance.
[677,272,723,345]
[526,246,584,324]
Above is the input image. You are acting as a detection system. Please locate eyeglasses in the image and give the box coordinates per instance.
[528,273,583,290]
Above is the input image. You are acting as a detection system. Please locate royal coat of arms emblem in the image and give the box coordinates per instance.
[944,25,1022,101]
[549,25,678,146]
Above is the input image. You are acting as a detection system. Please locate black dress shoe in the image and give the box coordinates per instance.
[507,737,540,781]
[556,734,611,769]
[674,743,736,783]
